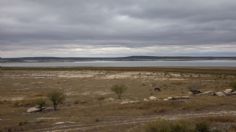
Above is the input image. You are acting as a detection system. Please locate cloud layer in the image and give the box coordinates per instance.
[0,0,236,57]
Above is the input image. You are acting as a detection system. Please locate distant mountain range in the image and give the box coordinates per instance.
[1,56,236,63]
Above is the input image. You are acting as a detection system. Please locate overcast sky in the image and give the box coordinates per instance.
[1,0,236,57]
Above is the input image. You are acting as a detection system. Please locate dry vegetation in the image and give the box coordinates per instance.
[0,67,236,131]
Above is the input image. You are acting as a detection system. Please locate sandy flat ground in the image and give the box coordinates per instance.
[0,67,236,131]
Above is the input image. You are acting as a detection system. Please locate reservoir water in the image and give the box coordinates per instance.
[1,60,236,67]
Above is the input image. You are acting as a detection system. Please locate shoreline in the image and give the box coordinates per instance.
[2,66,236,75]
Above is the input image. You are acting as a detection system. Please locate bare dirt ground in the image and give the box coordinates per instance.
[34,110,236,132]
[0,67,236,132]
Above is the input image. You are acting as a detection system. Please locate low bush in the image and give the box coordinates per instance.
[48,90,65,111]
[111,84,128,99]
[230,81,236,91]
[145,120,211,132]
[195,122,209,132]
[145,120,193,132]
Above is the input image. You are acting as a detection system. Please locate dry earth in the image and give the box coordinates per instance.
[0,67,236,132]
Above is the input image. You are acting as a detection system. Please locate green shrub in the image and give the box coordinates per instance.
[145,120,193,132]
[48,90,65,111]
[18,121,28,126]
[144,120,212,132]
[195,122,209,132]
[188,83,200,91]
[188,82,201,95]
[230,81,236,91]
[97,96,105,101]
[111,84,127,99]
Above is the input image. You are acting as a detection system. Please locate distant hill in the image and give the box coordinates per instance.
[1,56,236,63]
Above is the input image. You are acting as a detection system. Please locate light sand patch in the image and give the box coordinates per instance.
[81,91,91,96]
[2,70,230,81]
[93,91,112,96]
[80,91,112,96]
[0,96,25,101]
[66,92,79,96]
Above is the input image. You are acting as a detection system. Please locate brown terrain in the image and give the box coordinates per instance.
[0,67,236,132]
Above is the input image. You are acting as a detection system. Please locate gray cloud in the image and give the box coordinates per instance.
[0,0,236,57]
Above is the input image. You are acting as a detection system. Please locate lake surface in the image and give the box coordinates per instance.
[1,60,236,67]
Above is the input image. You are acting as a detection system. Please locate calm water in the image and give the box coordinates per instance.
[1,60,236,67]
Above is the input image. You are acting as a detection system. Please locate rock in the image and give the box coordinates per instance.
[163,98,169,101]
[153,87,161,92]
[163,96,173,101]
[27,106,41,113]
[215,92,226,97]
[189,90,202,95]
[55,122,65,125]
[228,91,236,96]
[224,89,233,94]
[106,97,115,102]
[163,96,189,101]
[199,91,215,96]
[120,100,139,104]
[120,100,129,104]
[149,96,157,101]
[54,121,75,125]
[143,98,149,102]
[43,107,54,112]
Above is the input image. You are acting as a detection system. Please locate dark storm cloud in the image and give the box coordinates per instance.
[0,0,236,57]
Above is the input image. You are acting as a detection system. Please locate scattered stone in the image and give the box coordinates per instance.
[224,89,233,94]
[215,92,226,97]
[153,87,161,92]
[54,121,75,125]
[189,89,201,95]
[106,97,115,102]
[163,96,190,101]
[149,96,157,101]
[27,106,41,113]
[228,91,236,96]
[188,92,193,95]
[55,122,65,125]
[42,107,55,112]
[199,91,215,96]
[163,98,169,101]
[120,100,139,104]
[163,97,173,101]
[120,101,129,104]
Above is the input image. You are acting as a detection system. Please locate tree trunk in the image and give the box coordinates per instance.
[118,94,121,99]
[53,103,57,111]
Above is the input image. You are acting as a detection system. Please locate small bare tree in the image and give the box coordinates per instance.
[111,84,127,99]
[48,90,65,111]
